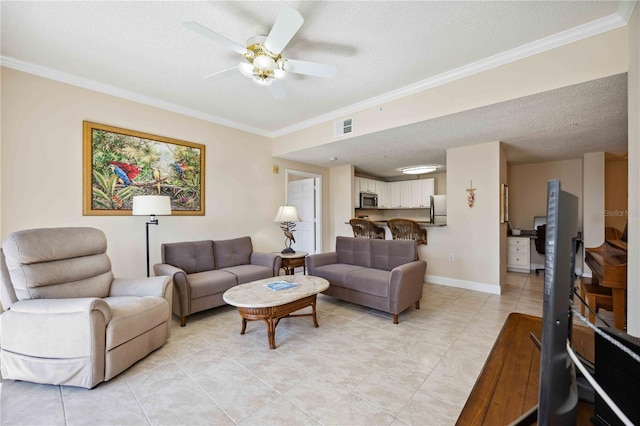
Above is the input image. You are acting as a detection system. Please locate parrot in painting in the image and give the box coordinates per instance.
[153,168,161,194]
[109,161,141,181]
[110,164,131,186]
[173,162,187,180]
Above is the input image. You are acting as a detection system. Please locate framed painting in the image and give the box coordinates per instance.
[500,183,509,223]
[83,121,205,216]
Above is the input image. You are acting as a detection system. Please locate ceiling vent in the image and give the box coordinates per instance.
[334,118,353,137]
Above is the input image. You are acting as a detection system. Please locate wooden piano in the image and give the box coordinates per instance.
[584,239,627,330]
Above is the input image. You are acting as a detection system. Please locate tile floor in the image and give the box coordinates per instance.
[0,272,607,425]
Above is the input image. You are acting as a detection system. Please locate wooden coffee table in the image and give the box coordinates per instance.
[222,275,329,349]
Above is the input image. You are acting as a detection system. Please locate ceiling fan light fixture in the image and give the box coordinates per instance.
[253,75,273,86]
[253,54,276,70]
[401,165,439,174]
[238,62,254,78]
[273,68,287,79]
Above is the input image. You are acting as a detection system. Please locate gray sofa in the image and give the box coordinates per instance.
[306,236,426,323]
[154,236,281,326]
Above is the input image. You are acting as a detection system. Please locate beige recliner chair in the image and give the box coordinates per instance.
[0,227,173,389]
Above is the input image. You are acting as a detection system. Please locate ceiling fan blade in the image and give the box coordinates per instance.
[284,59,337,78]
[203,65,239,80]
[268,81,288,100]
[182,21,249,55]
[264,7,303,54]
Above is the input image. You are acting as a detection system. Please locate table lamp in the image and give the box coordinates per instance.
[273,205,301,254]
[133,195,172,276]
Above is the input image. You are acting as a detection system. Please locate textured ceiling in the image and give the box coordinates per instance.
[279,74,628,177]
[0,1,632,177]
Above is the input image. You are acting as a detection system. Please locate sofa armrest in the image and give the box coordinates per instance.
[388,260,427,312]
[110,276,172,300]
[1,298,111,357]
[306,252,339,273]
[251,252,282,276]
[153,263,189,316]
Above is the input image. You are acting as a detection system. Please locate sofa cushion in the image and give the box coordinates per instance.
[370,239,417,271]
[343,268,390,298]
[162,241,215,274]
[312,263,367,288]
[335,237,371,268]
[221,265,274,284]
[186,270,237,299]
[3,227,114,300]
[104,296,169,350]
[213,237,252,269]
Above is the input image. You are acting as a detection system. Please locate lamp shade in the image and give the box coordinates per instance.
[132,195,172,216]
[273,205,301,222]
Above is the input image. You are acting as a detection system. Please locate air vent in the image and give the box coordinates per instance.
[334,118,353,137]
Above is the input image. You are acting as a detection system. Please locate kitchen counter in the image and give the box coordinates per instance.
[374,220,446,227]
[346,220,446,227]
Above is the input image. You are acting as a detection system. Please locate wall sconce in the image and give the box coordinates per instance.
[132,195,172,277]
[273,205,301,254]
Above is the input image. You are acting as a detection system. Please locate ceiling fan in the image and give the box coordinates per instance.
[183,7,337,99]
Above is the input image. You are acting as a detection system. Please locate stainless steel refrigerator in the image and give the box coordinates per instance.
[430,195,447,224]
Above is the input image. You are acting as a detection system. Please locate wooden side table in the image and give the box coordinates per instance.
[277,251,308,275]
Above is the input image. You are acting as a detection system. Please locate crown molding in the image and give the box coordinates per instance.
[617,0,637,23]
[2,6,632,142]
[272,11,629,138]
[0,56,272,138]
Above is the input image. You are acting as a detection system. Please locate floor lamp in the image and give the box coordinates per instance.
[132,195,172,277]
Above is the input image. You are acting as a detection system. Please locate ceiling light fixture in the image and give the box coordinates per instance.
[401,165,439,174]
[238,36,287,87]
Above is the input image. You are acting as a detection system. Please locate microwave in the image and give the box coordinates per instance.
[360,192,378,208]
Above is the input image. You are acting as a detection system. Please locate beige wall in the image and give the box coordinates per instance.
[421,141,504,293]
[605,156,628,232]
[0,68,330,277]
[329,164,354,250]
[508,159,584,271]
[627,3,639,336]
[583,152,606,276]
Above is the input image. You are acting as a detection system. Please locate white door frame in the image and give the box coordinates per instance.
[285,169,322,254]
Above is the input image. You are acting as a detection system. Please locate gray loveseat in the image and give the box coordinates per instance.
[154,236,281,326]
[306,236,426,323]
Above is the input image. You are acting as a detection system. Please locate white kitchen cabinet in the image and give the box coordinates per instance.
[388,180,433,208]
[399,181,412,207]
[410,179,434,207]
[507,237,531,273]
[376,181,389,208]
[355,177,434,209]
[388,182,411,209]
[359,178,376,193]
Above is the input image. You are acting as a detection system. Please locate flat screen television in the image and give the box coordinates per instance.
[538,179,579,425]
[511,180,579,426]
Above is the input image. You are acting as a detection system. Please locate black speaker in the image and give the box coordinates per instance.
[592,326,640,425]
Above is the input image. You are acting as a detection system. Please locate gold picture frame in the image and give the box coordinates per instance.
[500,183,509,223]
[83,121,205,216]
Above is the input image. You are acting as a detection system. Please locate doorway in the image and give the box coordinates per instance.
[286,169,322,254]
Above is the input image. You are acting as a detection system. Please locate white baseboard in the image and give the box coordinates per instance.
[425,274,501,295]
